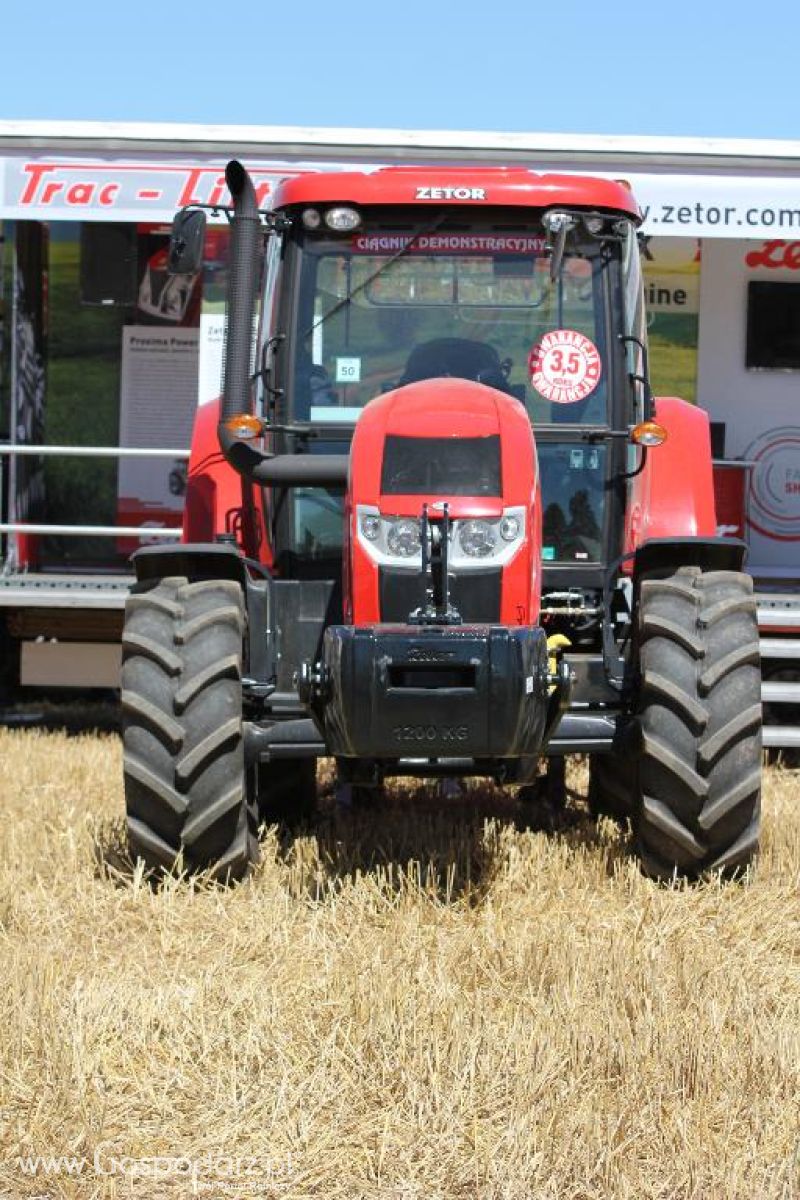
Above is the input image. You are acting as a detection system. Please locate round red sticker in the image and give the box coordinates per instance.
[528,329,602,404]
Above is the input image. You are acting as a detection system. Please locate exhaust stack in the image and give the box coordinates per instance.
[220,160,261,425]
[216,160,348,489]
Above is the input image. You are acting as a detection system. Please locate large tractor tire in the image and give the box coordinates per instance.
[634,567,762,881]
[121,577,258,880]
[588,753,635,825]
[257,758,318,827]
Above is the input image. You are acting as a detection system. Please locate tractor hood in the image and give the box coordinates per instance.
[349,378,537,515]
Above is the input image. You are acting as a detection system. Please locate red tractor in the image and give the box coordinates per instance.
[121,160,762,881]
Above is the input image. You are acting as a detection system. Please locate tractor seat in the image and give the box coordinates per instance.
[399,337,508,390]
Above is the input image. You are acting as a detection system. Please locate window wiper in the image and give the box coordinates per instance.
[303,212,449,341]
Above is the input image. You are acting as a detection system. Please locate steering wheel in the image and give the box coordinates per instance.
[476,355,514,392]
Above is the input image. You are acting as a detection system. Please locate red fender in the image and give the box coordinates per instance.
[182,397,271,566]
[624,397,717,563]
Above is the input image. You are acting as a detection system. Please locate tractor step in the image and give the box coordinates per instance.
[545,712,617,755]
[243,718,325,762]
[759,638,800,658]
[762,726,800,749]
[762,680,800,704]
[757,598,800,630]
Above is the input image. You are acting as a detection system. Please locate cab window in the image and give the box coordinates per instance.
[290,220,610,427]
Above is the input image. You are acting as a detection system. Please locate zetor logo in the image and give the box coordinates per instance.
[745,240,800,269]
[416,186,486,200]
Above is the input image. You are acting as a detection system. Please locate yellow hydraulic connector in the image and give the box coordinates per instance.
[546,633,571,693]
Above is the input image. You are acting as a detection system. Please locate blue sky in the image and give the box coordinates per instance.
[2,0,797,140]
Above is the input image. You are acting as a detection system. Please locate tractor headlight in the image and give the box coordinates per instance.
[458,519,496,558]
[355,505,525,570]
[324,206,362,232]
[356,506,423,564]
[360,513,381,541]
[450,508,526,569]
[499,514,521,542]
[386,518,421,558]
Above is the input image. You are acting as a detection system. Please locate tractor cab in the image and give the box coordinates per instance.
[246,167,645,610]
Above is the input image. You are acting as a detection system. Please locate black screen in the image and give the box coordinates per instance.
[746,281,800,370]
[380,435,501,496]
[80,223,138,305]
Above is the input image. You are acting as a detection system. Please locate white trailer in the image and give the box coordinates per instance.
[0,122,799,741]
[697,239,800,747]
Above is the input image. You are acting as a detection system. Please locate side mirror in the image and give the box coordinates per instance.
[168,208,206,275]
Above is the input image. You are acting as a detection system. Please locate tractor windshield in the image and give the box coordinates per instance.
[287,216,611,427]
[273,212,628,568]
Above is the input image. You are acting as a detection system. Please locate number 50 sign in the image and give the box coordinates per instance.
[528,329,602,405]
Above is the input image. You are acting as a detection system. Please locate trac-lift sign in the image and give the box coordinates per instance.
[3,158,284,222]
[4,156,800,237]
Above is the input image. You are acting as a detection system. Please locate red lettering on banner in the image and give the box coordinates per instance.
[41,181,64,204]
[19,164,123,208]
[177,168,270,208]
[178,169,272,208]
[207,175,228,207]
[18,161,271,212]
[66,182,95,205]
[20,163,55,204]
[177,169,205,207]
[745,240,800,269]
[99,183,119,206]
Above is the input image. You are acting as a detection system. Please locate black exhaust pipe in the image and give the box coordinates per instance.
[217,160,349,488]
[220,160,261,425]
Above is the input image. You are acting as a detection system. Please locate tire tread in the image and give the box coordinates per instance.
[122,577,257,880]
[635,567,761,880]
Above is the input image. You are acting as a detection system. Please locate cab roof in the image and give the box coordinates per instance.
[272,166,640,220]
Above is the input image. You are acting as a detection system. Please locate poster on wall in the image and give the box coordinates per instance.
[116,327,198,552]
[742,427,800,550]
[641,237,700,403]
[135,224,201,327]
[740,246,800,563]
[198,227,229,406]
[114,225,203,552]
[693,238,800,573]
[11,223,48,568]
[198,312,225,406]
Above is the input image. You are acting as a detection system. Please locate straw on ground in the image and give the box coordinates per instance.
[0,729,798,1199]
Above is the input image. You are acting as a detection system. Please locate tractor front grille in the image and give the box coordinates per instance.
[379,567,501,623]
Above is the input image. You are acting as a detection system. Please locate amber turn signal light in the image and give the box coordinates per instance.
[223,413,263,440]
[631,420,667,447]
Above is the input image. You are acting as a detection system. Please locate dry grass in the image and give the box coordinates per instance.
[0,728,798,1200]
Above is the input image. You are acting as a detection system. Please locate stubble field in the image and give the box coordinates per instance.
[0,727,798,1200]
